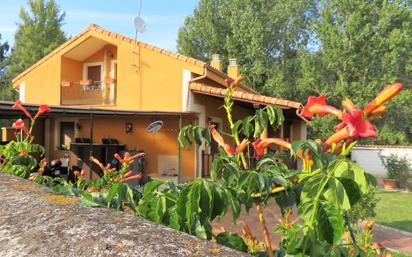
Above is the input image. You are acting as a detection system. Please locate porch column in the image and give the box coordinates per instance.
[178,114,182,184]
[88,113,94,179]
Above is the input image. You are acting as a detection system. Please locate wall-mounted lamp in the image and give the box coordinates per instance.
[126,122,133,135]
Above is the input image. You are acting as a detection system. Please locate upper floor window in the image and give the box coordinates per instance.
[83,62,103,89]
[87,65,101,83]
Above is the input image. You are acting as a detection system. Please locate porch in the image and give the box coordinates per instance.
[60,36,118,106]
[0,101,195,183]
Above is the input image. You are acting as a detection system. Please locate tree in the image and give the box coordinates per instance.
[7,0,66,80]
[0,34,10,99]
[299,0,412,144]
[177,0,316,97]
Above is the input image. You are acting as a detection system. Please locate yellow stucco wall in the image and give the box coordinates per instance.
[12,29,204,112]
[14,54,61,105]
[61,57,82,83]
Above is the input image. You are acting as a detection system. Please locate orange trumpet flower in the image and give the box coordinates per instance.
[12,119,30,135]
[209,125,249,155]
[325,127,350,147]
[363,83,403,114]
[12,100,33,119]
[368,105,386,120]
[252,138,291,160]
[301,95,343,119]
[342,98,357,113]
[342,109,376,139]
[34,104,51,119]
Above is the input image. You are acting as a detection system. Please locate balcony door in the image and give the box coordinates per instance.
[87,65,101,83]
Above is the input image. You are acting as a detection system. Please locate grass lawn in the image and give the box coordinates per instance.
[392,252,412,257]
[375,190,412,233]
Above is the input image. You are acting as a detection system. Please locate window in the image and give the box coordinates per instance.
[60,122,75,149]
[87,65,101,83]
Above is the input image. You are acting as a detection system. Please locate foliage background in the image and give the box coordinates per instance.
[177,0,412,144]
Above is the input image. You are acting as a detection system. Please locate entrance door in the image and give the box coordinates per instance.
[202,122,220,177]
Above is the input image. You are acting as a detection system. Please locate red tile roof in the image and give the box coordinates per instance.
[190,82,302,109]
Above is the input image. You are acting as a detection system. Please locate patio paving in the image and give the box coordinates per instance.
[212,199,412,255]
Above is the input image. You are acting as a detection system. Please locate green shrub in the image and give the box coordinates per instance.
[382,154,412,189]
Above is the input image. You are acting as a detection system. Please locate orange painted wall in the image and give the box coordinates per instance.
[61,57,82,82]
[13,54,61,105]
[74,115,196,179]
[194,94,255,140]
[12,29,204,112]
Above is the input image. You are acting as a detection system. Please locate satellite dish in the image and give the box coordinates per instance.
[146,120,163,133]
[133,16,147,33]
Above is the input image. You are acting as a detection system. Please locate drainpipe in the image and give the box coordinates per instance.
[186,65,209,111]
[187,66,209,106]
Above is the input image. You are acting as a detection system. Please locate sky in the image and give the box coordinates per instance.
[0,0,199,51]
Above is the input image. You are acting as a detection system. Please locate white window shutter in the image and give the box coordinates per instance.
[19,82,26,103]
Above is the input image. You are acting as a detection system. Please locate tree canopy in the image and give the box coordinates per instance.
[177,0,412,144]
[177,0,317,98]
[7,0,66,81]
[0,35,11,100]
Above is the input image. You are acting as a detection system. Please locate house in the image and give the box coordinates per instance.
[8,24,305,182]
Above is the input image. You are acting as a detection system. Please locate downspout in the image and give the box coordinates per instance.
[186,65,209,111]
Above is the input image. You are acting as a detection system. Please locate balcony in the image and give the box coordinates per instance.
[61,79,116,106]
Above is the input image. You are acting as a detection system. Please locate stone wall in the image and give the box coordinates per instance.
[0,173,250,257]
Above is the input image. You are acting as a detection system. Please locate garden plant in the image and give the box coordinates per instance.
[0,79,403,257]
[381,154,412,190]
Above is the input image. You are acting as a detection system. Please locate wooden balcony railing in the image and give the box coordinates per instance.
[61,79,116,105]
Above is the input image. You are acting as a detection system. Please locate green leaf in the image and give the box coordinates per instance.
[215,232,248,252]
[199,180,212,223]
[142,180,164,196]
[186,181,201,233]
[201,128,211,144]
[225,188,240,221]
[337,177,362,206]
[316,201,344,244]
[80,192,104,207]
[323,177,351,210]
[242,116,253,137]
[364,173,377,187]
[210,184,227,220]
[300,173,324,203]
[331,160,368,192]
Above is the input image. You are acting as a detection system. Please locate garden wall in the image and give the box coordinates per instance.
[351,145,412,177]
[0,173,250,257]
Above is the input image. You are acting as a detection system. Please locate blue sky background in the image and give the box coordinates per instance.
[0,0,199,51]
